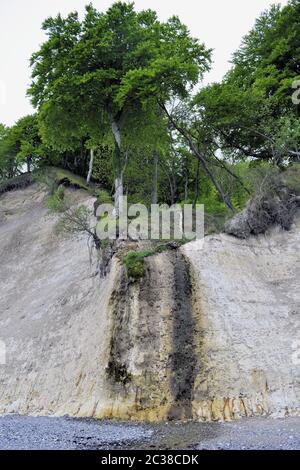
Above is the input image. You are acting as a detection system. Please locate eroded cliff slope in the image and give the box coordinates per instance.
[0,185,118,417]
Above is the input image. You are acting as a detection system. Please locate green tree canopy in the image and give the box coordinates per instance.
[194,0,300,165]
[28,1,211,212]
[0,115,46,178]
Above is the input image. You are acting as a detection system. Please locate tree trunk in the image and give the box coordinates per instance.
[86,148,94,185]
[113,130,123,217]
[114,176,123,216]
[108,111,124,217]
[170,179,175,206]
[159,101,235,212]
[187,138,234,211]
[196,150,234,211]
[184,165,189,204]
[193,159,200,208]
[26,156,31,174]
[152,151,158,204]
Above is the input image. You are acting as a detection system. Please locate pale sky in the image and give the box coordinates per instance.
[0,0,288,126]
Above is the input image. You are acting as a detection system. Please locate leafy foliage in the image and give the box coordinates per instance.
[46,186,66,213]
[194,0,300,165]
[2,1,300,237]
[0,173,33,194]
[0,114,51,180]
[28,1,211,210]
[123,244,170,280]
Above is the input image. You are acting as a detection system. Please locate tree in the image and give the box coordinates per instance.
[0,124,10,179]
[0,115,46,178]
[14,115,46,173]
[28,2,211,214]
[0,124,6,140]
[159,99,236,211]
[193,0,300,166]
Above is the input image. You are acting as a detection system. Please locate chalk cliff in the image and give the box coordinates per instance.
[0,185,299,421]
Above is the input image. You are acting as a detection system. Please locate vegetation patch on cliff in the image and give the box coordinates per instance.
[123,243,185,280]
[0,173,33,195]
[106,358,132,386]
[47,167,94,193]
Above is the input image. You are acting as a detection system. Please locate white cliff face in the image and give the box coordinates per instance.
[0,185,299,421]
[182,219,300,420]
[0,186,118,418]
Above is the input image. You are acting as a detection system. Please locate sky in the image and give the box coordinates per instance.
[0,0,288,126]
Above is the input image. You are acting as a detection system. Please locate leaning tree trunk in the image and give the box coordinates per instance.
[111,122,123,217]
[159,102,235,212]
[193,159,200,208]
[86,148,94,185]
[26,156,31,174]
[152,151,158,205]
[184,166,189,204]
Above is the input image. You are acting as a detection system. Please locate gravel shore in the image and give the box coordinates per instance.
[0,415,299,450]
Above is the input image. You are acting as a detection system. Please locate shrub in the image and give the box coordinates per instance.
[123,251,150,279]
[93,189,113,216]
[0,173,33,194]
[123,243,176,280]
[56,205,101,250]
[46,186,66,213]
